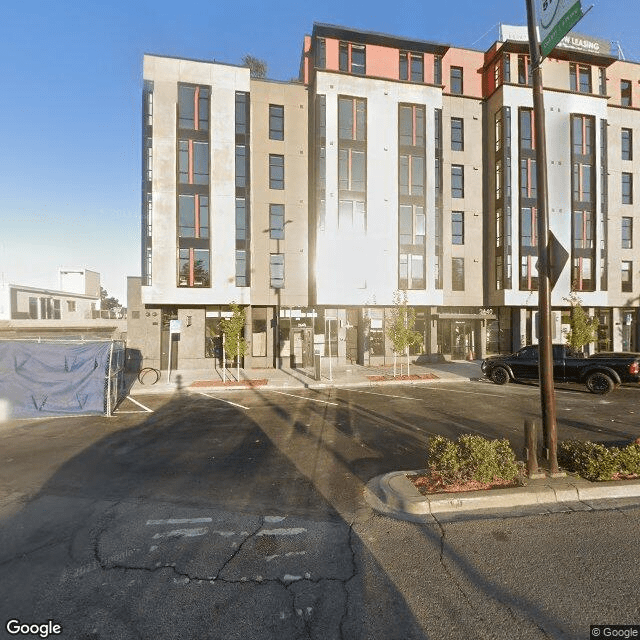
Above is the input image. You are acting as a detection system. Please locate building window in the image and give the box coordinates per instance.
[452,257,465,291]
[178,140,209,185]
[399,253,425,290]
[270,254,285,288]
[570,64,591,93]
[518,55,531,85]
[572,114,593,156]
[235,92,249,135]
[451,165,464,198]
[339,42,365,75]
[338,97,366,141]
[503,53,511,83]
[622,128,633,160]
[235,250,247,287]
[433,55,442,85]
[621,79,632,106]
[399,52,423,82]
[622,172,633,204]
[451,117,464,151]
[29,297,38,319]
[339,148,366,191]
[622,217,633,249]
[235,145,247,188]
[269,104,284,141]
[572,163,591,203]
[270,204,285,239]
[178,194,209,238]
[451,211,464,244]
[235,198,247,241]
[399,105,425,147]
[520,108,534,150]
[598,67,607,95]
[521,206,537,247]
[178,248,210,287]
[450,66,463,94]
[145,137,152,182]
[622,261,633,292]
[269,154,284,189]
[399,154,424,196]
[316,37,326,69]
[67,300,76,312]
[178,85,209,131]
[399,204,425,246]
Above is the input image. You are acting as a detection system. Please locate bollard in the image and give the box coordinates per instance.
[524,419,541,477]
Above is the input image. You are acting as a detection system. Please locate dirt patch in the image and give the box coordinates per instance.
[408,472,523,495]
[190,379,268,388]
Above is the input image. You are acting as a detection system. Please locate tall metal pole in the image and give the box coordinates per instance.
[525,0,559,474]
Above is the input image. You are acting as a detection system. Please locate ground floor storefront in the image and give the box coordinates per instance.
[128,302,640,371]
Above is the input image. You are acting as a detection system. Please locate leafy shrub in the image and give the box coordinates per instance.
[428,434,520,484]
[558,440,640,481]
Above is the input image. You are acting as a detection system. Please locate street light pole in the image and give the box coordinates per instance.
[525,0,559,474]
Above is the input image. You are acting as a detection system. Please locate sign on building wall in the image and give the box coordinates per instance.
[538,0,584,58]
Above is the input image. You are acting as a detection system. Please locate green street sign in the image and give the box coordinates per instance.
[539,0,584,58]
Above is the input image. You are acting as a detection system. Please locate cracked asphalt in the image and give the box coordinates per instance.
[1,382,639,639]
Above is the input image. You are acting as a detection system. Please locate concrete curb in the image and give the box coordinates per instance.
[365,470,640,519]
[128,374,478,396]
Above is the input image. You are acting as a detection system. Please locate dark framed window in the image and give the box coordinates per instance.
[452,211,464,244]
[598,67,607,95]
[67,300,76,312]
[270,204,285,239]
[399,105,425,147]
[621,79,632,106]
[450,66,463,94]
[235,145,247,188]
[622,217,633,249]
[236,250,248,287]
[622,261,633,292]
[178,140,209,185]
[570,64,591,93]
[338,96,366,141]
[339,42,365,75]
[451,164,464,198]
[178,248,210,287]
[399,253,425,290]
[235,92,249,135]
[451,117,464,151]
[269,104,284,140]
[399,204,425,245]
[235,198,247,241]
[520,108,534,150]
[399,154,424,196]
[269,154,284,189]
[518,55,530,85]
[433,55,442,85]
[178,194,209,238]
[178,85,209,131]
[399,52,423,82]
[270,254,285,288]
[316,37,326,69]
[622,128,632,160]
[29,297,38,319]
[452,257,465,291]
[622,172,633,204]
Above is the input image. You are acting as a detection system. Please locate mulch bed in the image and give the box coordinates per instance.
[367,373,439,382]
[190,379,268,388]
[408,472,523,495]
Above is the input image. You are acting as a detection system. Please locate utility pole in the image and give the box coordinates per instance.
[525,0,559,474]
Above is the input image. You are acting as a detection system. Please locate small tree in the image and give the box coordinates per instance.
[100,287,121,311]
[385,291,423,377]
[219,303,248,381]
[242,55,267,78]
[563,290,598,352]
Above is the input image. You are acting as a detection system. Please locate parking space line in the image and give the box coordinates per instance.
[341,388,416,400]
[269,390,339,406]
[425,386,510,398]
[125,397,154,412]
[196,392,250,410]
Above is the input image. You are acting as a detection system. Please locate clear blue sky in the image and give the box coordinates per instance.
[0,0,636,304]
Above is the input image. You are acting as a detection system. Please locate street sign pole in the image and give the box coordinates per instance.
[526,0,559,474]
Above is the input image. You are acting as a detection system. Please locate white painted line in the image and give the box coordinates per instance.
[114,411,149,414]
[269,390,338,406]
[343,388,415,400]
[152,527,208,539]
[197,392,250,410]
[264,515,286,523]
[425,386,509,398]
[10,414,99,421]
[256,527,307,536]
[126,397,154,412]
[147,518,212,525]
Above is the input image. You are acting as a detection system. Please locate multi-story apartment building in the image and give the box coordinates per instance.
[129,23,640,370]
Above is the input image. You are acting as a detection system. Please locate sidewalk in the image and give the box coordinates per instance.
[128,359,482,395]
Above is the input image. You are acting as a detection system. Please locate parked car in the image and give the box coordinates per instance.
[481,344,640,394]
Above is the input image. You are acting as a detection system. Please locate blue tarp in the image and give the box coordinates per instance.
[0,341,114,418]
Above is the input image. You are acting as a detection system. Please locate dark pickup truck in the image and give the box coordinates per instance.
[481,344,640,394]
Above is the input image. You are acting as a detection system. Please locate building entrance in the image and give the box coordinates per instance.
[291,327,313,368]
